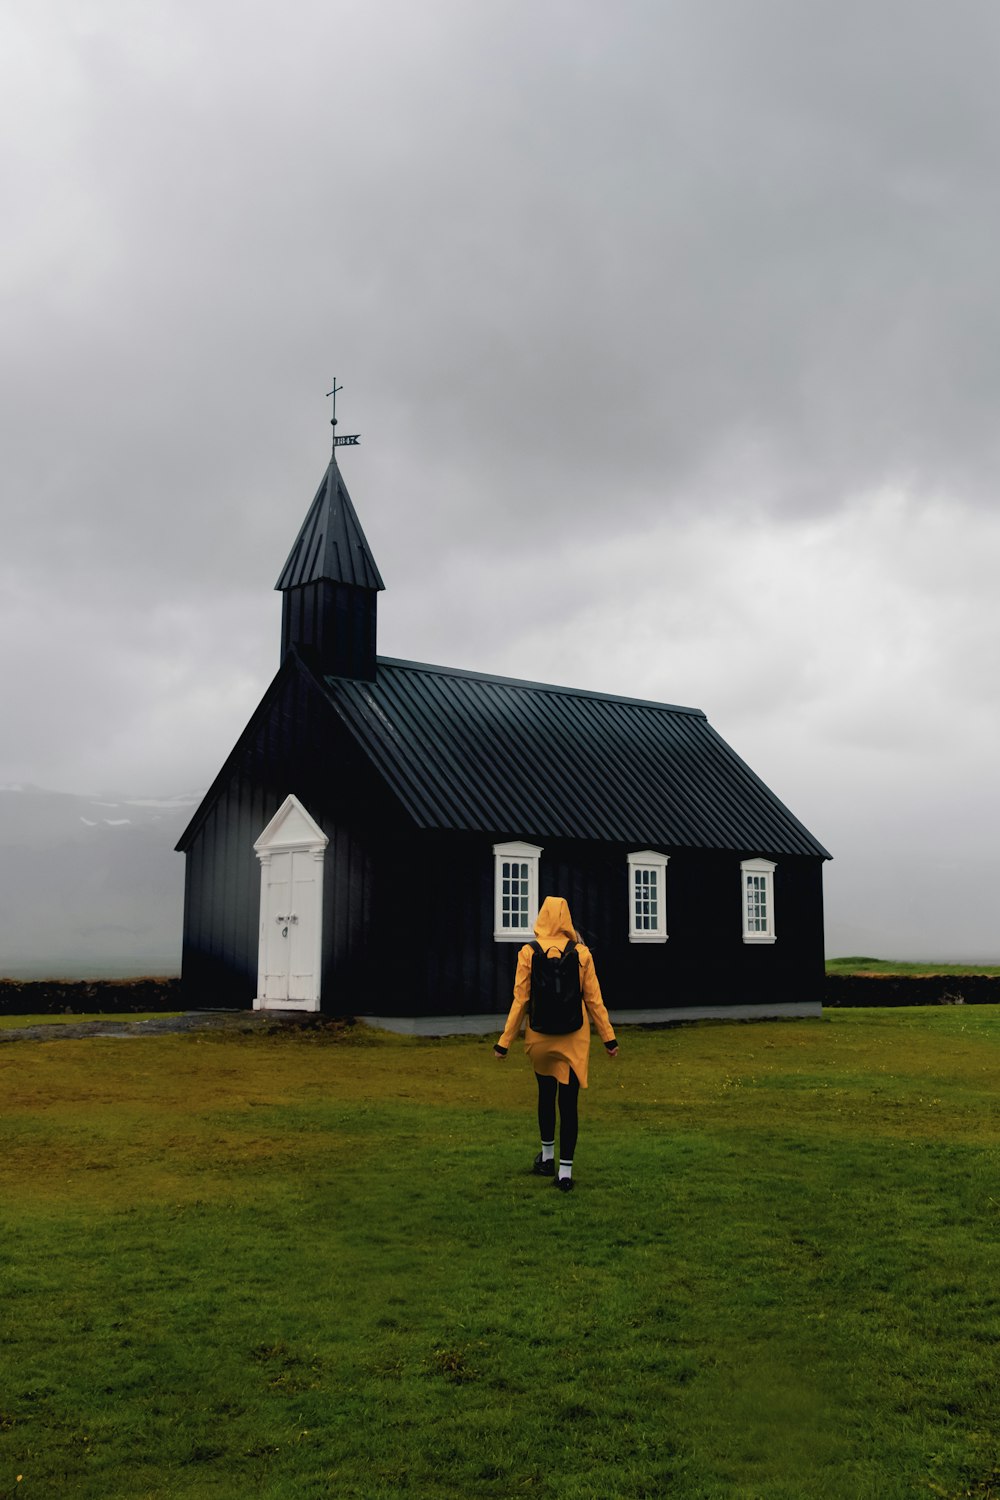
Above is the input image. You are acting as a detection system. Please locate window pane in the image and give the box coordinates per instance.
[631,862,665,934]
[497,850,539,933]
[745,871,770,933]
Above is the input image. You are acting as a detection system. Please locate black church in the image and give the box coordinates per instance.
[177,429,830,1031]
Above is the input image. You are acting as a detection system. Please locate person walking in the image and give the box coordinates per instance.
[494,896,618,1191]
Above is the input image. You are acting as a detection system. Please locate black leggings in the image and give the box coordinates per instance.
[536,1071,580,1162]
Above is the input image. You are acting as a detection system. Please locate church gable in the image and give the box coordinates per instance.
[254,793,328,854]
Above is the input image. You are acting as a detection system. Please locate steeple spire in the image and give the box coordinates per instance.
[275,388,384,680]
[275,456,384,595]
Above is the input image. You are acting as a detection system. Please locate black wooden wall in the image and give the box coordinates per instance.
[180,659,826,1017]
[369,833,825,1018]
[281,582,378,680]
[179,657,408,1009]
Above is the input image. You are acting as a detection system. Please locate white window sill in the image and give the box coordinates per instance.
[494,931,533,943]
[743,935,777,944]
[629,934,668,944]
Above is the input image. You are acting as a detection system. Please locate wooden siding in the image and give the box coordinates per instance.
[359,833,826,1019]
[180,659,409,1008]
[281,581,377,680]
[181,660,826,1018]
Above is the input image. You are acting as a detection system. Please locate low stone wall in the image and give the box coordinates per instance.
[825,974,1000,1007]
[0,977,182,1017]
[2,973,998,1018]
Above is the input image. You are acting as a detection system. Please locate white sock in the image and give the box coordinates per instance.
[541,1142,555,1162]
[558,1160,573,1180]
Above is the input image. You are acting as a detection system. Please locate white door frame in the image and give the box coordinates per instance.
[253,794,328,1012]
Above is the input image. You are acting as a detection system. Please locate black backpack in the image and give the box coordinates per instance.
[528,940,584,1034]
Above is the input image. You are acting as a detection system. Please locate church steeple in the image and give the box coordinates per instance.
[275,413,384,679]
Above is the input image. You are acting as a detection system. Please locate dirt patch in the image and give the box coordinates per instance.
[0,1010,357,1044]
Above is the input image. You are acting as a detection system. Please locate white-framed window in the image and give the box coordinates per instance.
[741,858,776,943]
[493,841,542,941]
[627,849,669,942]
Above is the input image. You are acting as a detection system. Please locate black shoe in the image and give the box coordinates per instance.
[532,1153,555,1176]
[552,1175,574,1192]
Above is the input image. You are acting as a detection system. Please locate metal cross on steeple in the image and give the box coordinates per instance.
[326,378,342,430]
[326,378,360,449]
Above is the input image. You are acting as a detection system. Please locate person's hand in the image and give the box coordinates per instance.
[493,1046,507,1060]
[606,1045,619,1060]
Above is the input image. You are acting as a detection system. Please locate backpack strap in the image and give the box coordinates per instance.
[531,939,577,961]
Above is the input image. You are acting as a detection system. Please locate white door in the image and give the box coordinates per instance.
[254,796,328,1012]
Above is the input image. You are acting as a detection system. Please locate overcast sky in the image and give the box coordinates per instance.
[3,0,999,960]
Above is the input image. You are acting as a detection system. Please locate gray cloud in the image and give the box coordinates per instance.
[3,0,1000,957]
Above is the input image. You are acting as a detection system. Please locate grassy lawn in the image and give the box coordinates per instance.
[2,1010,999,1499]
[827,957,1000,976]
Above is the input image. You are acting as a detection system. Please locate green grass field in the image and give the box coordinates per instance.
[826,958,1000,976]
[2,1010,999,1499]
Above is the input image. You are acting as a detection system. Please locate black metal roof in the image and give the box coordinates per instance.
[275,456,385,592]
[318,658,831,857]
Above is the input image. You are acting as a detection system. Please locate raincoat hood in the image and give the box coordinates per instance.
[533,896,577,952]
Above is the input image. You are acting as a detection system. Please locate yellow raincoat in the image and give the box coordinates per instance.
[497,896,616,1089]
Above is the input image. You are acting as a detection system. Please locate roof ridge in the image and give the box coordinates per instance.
[371,656,706,718]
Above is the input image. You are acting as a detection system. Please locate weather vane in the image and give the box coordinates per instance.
[326,378,360,448]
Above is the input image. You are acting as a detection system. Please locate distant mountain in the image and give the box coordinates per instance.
[5,787,993,980]
[0,785,201,978]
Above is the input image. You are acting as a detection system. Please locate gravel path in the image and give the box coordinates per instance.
[0,1011,346,1044]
